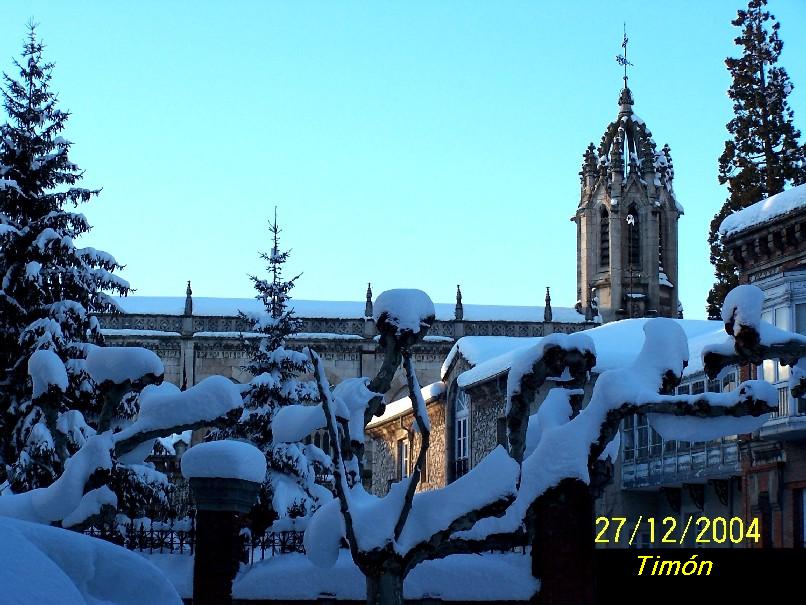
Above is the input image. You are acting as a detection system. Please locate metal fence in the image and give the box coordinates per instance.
[84,519,306,563]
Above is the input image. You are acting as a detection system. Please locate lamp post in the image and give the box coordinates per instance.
[182,440,266,605]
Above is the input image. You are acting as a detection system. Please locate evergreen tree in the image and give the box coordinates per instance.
[216,212,330,529]
[707,0,806,318]
[0,24,129,490]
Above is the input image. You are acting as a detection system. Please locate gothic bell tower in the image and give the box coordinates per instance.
[573,83,683,323]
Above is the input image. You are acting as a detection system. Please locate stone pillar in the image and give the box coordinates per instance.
[668,212,680,317]
[645,209,660,316]
[609,206,623,321]
[183,441,266,605]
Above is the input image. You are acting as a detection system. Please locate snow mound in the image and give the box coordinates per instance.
[272,405,327,444]
[114,376,243,447]
[373,289,435,335]
[0,434,114,525]
[721,284,763,335]
[86,345,164,384]
[181,440,266,483]
[0,516,182,605]
[28,349,68,398]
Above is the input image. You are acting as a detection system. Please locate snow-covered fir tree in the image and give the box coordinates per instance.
[216,212,330,530]
[707,0,806,318]
[0,25,129,491]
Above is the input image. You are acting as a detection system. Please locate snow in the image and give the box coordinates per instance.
[25,260,41,280]
[396,446,519,553]
[452,320,726,389]
[461,318,775,542]
[28,349,68,398]
[231,550,536,601]
[305,446,518,562]
[373,289,435,335]
[0,434,113,524]
[367,382,445,428]
[114,376,243,447]
[61,485,117,528]
[112,295,588,323]
[139,554,193,600]
[155,430,192,456]
[648,380,776,440]
[721,284,763,334]
[102,329,180,337]
[524,388,579,458]
[192,331,364,340]
[181,440,266,483]
[719,183,806,237]
[442,336,540,381]
[332,377,382,442]
[505,333,594,413]
[0,516,182,605]
[85,345,164,385]
[272,404,328,443]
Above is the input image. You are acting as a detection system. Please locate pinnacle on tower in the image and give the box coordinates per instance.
[455,285,464,321]
[544,287,553,322]
[365,282,373,318]
[184,280,193,316]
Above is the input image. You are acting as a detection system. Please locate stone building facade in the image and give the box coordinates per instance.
[719,183,806,548]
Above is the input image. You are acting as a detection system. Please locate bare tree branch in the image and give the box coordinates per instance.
[507,345,594,463]
[393,351,430,541]
[404,495,518,572]
[309,348,361,564]
[587,389,776,465]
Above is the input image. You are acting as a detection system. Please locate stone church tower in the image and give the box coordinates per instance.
[574,84,683,323]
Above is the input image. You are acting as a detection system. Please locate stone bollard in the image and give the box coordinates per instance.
[181,440,267,605]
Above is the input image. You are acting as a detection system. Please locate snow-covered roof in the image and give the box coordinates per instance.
[719,183,806,238]
[367,382,446,428]
[441,336,541,379]
[453,319,727,389]
[111,296,588,323]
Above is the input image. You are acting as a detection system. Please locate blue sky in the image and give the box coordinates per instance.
[1,1,805,318]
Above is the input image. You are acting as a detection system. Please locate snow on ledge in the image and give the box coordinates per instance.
[101,329,181,337]
[111,296,589,324]
[86,346,164,385]
[719,183,806,238]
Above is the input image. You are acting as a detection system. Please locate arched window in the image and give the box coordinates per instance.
[455,390,470,478]
[627,206,640,267]
[600,207,610,268]
[658,214,665,272]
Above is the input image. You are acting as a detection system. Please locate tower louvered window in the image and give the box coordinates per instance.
[627,206,640,266]
[600,207,610,267]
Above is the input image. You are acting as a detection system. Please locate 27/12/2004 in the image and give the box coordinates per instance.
[594,516,760,546]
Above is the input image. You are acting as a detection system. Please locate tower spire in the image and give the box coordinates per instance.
[616,24,634,114]
[365,282,373,318]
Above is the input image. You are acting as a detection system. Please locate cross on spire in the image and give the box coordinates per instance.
[615,23,633,88]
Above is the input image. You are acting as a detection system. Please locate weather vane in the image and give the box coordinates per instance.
[615,23,633,86]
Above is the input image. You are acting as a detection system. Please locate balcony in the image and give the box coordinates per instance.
[622,440,740,490]
[759,414,806,441]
